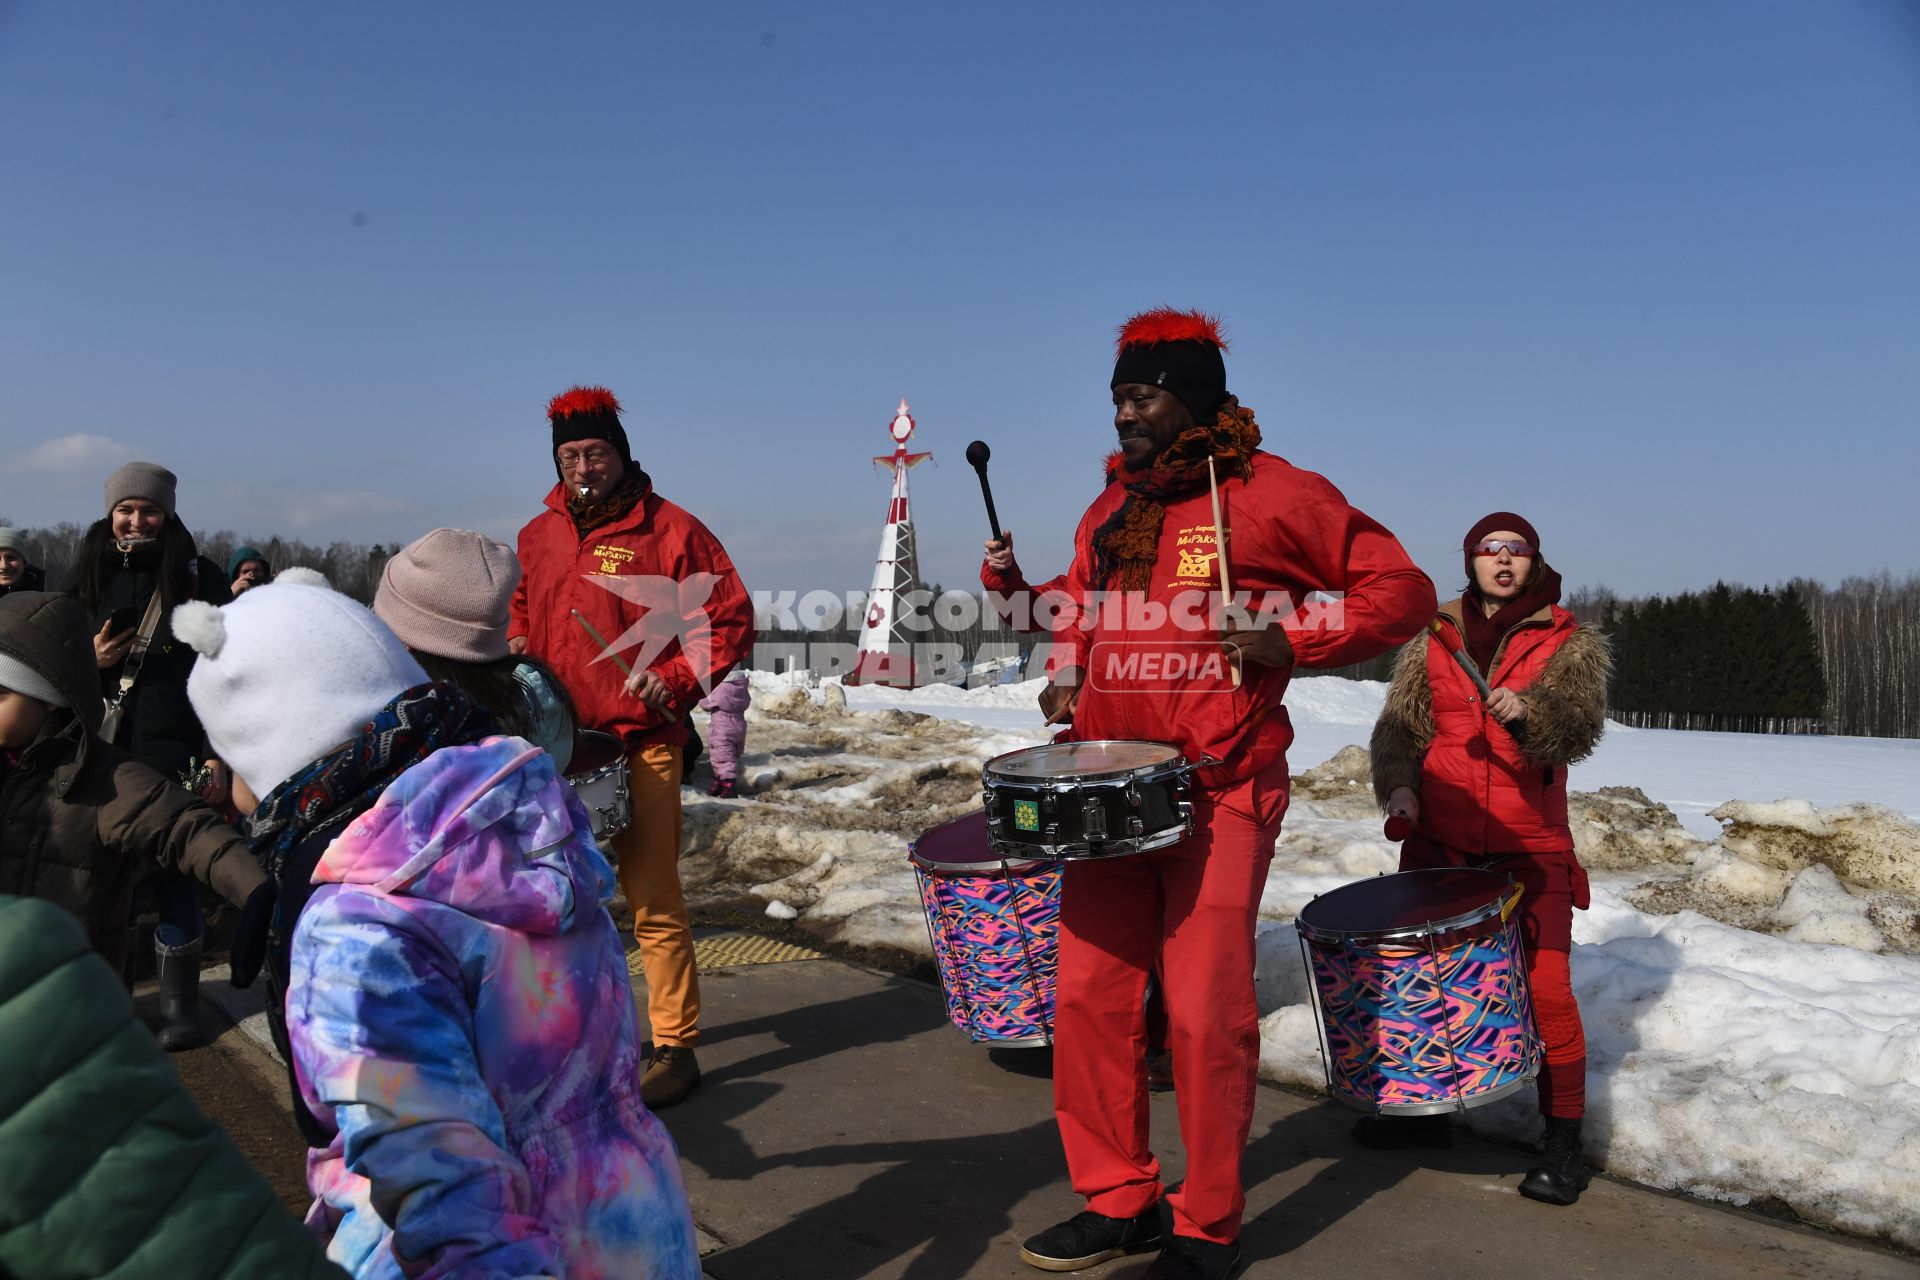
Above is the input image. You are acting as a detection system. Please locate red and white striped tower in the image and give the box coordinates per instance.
[848,399,932,687]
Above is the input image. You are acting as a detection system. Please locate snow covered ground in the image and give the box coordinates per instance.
[682,671,1920,1249]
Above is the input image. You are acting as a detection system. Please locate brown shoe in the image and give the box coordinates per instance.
[641,1044,701,1108]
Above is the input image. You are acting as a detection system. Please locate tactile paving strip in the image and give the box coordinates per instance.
[627,931,827,974]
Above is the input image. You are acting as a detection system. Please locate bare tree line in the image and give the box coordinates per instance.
[1570,576,1920,739]
[12,512,1915,738]
[1790,574,1920,740]
[2,519,394,605]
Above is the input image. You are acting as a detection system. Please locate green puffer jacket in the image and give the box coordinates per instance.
[0,895,344,1279]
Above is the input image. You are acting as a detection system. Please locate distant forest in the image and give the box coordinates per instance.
[9,518,1916,738]
[8,520,398,608]
[1329,576,1917,739]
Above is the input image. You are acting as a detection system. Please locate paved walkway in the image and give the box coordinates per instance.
[202,938,1917,1280]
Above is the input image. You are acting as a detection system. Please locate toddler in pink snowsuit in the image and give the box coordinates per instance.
[696,671,750,798]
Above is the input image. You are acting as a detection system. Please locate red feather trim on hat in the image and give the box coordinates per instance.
[547,386,623,420]
[1115,308,1228,353]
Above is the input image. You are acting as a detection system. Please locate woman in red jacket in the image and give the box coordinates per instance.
[1367,512,1610,1205]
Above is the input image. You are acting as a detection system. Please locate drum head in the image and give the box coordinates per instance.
[1297,867,1511,942]
[911,810,1038,873]
[568,730,625,777]
[985,740,1181,784]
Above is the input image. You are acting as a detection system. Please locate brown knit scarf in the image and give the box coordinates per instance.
[1091,403,1263,593]
[568,469,652,535]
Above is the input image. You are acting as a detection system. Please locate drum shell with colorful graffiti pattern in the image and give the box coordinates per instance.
[1297,867,1540,1115]
[911,810,1060,1047]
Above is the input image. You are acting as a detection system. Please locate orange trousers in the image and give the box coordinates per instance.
[611,742,701,1047]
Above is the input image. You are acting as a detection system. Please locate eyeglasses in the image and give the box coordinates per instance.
[1472,539,1535,558]
[556,448,616,471]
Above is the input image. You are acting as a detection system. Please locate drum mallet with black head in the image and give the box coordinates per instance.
[966,440,1005,545]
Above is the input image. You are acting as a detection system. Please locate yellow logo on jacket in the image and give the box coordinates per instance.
[592,544,636,576]
[1169,524,1223,589]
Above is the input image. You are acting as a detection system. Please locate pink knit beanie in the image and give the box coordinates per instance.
[373,528,521,663]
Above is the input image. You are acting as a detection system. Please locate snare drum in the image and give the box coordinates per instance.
[1296,868,1539,1115]
[565,730,632,844]
[980,740,1197,862]
[910,810,1060,1047]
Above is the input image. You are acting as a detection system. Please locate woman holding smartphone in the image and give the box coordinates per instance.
[66,461,232,1049]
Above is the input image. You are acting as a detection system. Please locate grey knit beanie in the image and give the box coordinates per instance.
[0,528,26,555]
[104,462,178,517]
[0,652,67,708]
[372,528,521,663]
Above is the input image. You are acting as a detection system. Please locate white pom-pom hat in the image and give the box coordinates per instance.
[178,580,428,800]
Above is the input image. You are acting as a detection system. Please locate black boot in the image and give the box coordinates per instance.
[154,935,204,1052]
[1519,1116,1590,1205]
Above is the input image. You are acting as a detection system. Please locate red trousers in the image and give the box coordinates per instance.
[1399,834,1587,1118]
[1053,769,1286,1245]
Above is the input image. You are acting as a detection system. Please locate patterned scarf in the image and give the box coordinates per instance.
[568,468,652,535]
[1091,402,1263,593]
[242,681,495,970]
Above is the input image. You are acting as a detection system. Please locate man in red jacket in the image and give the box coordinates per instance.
[983,310,1434,1279]
[510,386,753,1108]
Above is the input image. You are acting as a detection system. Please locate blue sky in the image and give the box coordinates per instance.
[3,1,1917,600]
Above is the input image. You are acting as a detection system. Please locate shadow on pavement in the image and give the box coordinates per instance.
[705,1119,1062,1280]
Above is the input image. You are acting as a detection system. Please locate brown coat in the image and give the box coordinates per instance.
[0,591,265,971]
[0,713,266,971]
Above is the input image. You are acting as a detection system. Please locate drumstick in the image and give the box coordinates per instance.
[571,610,634,677]
[1209,457,1242,690]
[966,441,1005,545]
[1207,456,1232,601]
[1428,617,1513,736]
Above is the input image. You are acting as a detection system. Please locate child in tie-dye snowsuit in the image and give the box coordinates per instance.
[287,736,702,1280]
[176,578,701,1280]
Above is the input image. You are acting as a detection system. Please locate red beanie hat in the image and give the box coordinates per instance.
[1462,512,1541,579]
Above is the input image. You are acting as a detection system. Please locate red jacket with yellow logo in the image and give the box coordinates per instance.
[984,451,1434,792]
[510,479,754,752]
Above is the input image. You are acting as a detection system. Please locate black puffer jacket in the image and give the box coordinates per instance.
[0,592,264,972]
[70,543,229,779]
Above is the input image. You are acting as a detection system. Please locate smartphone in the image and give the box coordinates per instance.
[107,606,142,636]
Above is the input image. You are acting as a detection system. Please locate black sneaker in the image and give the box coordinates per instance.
[1144,1235,1242,1280]
[1019,1205,1165,1272]
[1519,1116,1590,1205]
[1350,1111,1453,1150]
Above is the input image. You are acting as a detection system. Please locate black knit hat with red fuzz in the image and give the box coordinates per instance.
[548,386,633,473]
[1111,308,1230,424]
